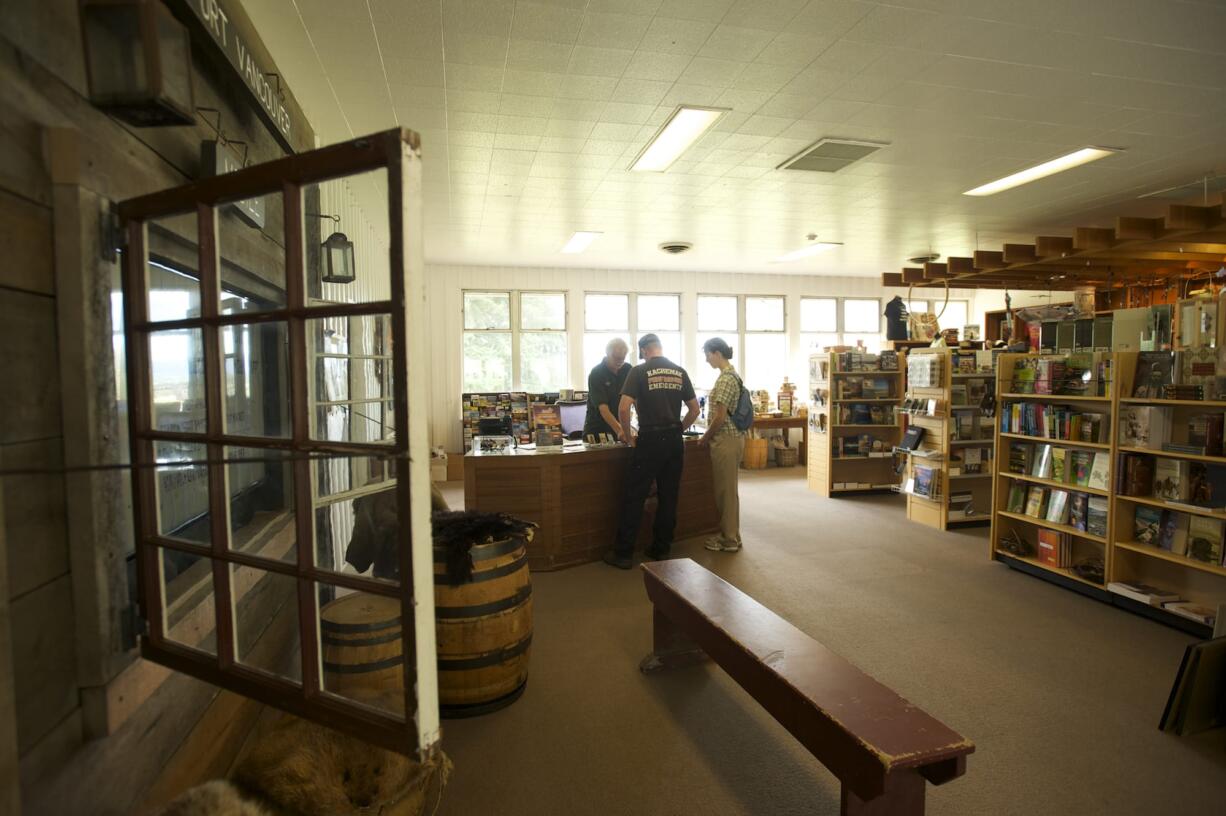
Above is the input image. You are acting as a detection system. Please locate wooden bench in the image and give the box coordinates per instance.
[640,559,974,815]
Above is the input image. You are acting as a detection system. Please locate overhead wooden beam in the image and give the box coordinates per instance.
[1074,227,1115,251]
[1167,204,1218,231]
[882,272,904,287]
[1002,243,1037,263]
[1117,216,1163,241]
[923,262,950,279]
[947,257,975,276]
[1035,236,1074,258]
[973,250,1004,269]
[902,267,925,284]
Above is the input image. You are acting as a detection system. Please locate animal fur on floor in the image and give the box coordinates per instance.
[152,780,270,816]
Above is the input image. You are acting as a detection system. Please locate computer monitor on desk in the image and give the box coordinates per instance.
[557,401,587,440]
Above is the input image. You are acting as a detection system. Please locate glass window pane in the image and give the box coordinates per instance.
[219,189,285,314]
[941,301,968,332]
[463,332,512,392]
[154,441,210,545]
[228,447,295,564]
[801,332,841,353]
[161,547,217,656]
[146,213,201,323]
[314,484,401,579]
[464,292,511,330]
[907,300,930,315]
[231,563,301,684]
[649,331,682,365]
[638,294,679,331]
[844,299,881,333]
[306,169,391,305]
[316,583,406,720]
[224,321,289,438]
[697,295,737,331]
[520,332,568,392]
[744,333,788,392]
[695,333,736,391]
[800,298,836,332]
[585,293,628,330]
[843,333,881,352]
[151,327,205,434]
[745,296,784,331]
[584,332,629,373]
[521,292,566,330]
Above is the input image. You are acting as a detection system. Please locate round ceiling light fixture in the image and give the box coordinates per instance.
[658,241,693,254]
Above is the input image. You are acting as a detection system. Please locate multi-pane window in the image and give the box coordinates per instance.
[909,298,969,335]
[842,298,882,351]
[799,297,840,355]
[583,292,680,372]
[696,294,785,391]
[463,291,567,392]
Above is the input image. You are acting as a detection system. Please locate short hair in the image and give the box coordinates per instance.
[702,336,734,360]
[605,337,629,355]
[638,333,662,351]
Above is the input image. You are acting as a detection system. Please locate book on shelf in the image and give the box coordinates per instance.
[1006,483,1027,514]
[898,426,925,451]
[967,378,988,405]
[1033,358,1066,395]
[1118,405,1171,449]
[1002,402,1109,443]
[1087,452,1111,490]
[1180,346,1217,396]
[1036,529,1067,567]
[1185,413,1224,456]
[963,447,983,474]
[1186,515,1225,565]
[1069,493,1088,531]
[1046,490,1070,525]
[949,491,974,516]
[1108,580,1182,606]
[1011,357,1038,393]
[1031,444,1054,479]
[913,465,937,498]
[1134,505,1164,545]
[1132,351,1177,398]
[1118,454,1155,497]
[1068,450,1093,486]
[1153,458,1191,502]
[1008,442,1034,474]
[1051,448,1067,483]
[950,384,968,406]
[531,404,564,447]
[1024,486,1047,518]
[1186,462,1226,510]
[1162,601,1217,627]
[1158,510,1190,555]
[1061,353,1098,396]
[1087,496,1109,537]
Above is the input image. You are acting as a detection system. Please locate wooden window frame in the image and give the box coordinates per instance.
[461,289,568,391]
[117,129,439,757]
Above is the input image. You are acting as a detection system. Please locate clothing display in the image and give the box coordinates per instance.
[885,296,909,341]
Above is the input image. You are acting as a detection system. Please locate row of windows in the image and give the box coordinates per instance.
[461,291,970,393]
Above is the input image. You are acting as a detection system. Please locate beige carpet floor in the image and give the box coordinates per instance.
[434,469,1225,815]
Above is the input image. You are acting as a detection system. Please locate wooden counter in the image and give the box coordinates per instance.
[464,440,718,571]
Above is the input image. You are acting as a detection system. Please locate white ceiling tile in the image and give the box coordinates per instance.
[601,101,658,124]
[511,2,585,43]
[449,111,499,131]
[586,140,635,156]
[447,89,501,113]
[612,77,675,105]
[756,33,835,68]
[737,115,792,137]
[787,0,873,38]
[697,25,775,62]
[622,50,693,81]
[660,84,725,108]
[551,98,609,119]
[713,88,772,113]
[443,34,509,66]
[442,0,514,38]
[497,114,549,136]
[843,4,941,47]
[383,57,446,87]
[721,0,809,32]
[449,130,496,147]
[444,63,505,90]
[590,121,643,141]
[638,17,718,56]
[499,94,555,117]
[827,73,898,103]
[568,46,635,77]
[679,57,746,87]
[578,12,654,49]
[398,107,448,129]
[756,93,815,118]
[502,69,566,96]
[731,62,800,93]
[390,85,447,109]
[544,118,597,138]
[506,39,573,73]
[557,74,619,100]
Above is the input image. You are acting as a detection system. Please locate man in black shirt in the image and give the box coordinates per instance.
[583,337,630,440]
[604,334,700,569]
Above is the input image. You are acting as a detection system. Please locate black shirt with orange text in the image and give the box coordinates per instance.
[621,357,695,430]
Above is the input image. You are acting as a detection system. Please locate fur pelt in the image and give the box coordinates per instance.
[153,780,271,816]
[431,511,536,586]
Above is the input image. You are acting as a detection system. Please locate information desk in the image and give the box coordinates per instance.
[464,439,718,571]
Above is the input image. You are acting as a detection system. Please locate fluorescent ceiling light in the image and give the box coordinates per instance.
[630,106,727,172]
[561,231,602,253]
[773,242,842,263]
[963,147,1119,196]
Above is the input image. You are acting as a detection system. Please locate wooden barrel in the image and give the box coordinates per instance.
[320,593,403,697]
[433,530,533,712]
[743,437,768,469]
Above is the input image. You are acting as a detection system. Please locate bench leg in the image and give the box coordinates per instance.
[639,609,709,674]
[841,770,926,816]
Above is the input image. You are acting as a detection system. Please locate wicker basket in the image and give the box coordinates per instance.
[773,446,799,468]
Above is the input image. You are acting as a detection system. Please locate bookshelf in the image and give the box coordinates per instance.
[990,353,1117,597]
[900,348,996,530]
[806,352,904,497]
[1108,350,1226,633]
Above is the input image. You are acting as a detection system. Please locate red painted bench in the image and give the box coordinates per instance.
[641,559,974,815]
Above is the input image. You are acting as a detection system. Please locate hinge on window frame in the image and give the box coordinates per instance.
[121,551,146,650]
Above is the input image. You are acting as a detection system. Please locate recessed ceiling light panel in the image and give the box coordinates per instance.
[561,231,602,253]
[630,106,727,172]
[963,147,1120,196]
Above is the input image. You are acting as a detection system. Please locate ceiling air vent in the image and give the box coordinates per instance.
[777,138,888,173]
[659,241,693,255]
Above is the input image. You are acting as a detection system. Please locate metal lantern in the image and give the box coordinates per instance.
[80,0,195,126]
[322,232,356,284]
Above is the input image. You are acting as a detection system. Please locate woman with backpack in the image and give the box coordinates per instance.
[698,337,747,553]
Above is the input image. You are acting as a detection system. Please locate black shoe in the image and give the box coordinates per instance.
[644,547,670,561]
[603,552,633,570]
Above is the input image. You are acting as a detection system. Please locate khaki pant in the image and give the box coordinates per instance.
[709,434,744,545]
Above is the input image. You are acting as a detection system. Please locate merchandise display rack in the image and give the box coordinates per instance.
[807,352,905,497]
[900,348,997,530]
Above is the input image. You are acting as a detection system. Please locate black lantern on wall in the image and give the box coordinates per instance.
[80,0,195,126]
[322,231,356,284]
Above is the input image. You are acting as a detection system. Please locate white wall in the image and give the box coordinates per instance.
[425,263,980,452]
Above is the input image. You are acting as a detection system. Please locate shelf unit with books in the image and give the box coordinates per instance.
[900,348,997,530]
[1108,350,1226,634]
[991,352,1117,596]
[806,351,904,497]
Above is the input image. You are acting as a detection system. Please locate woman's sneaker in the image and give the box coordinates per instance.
[704,536,742,552]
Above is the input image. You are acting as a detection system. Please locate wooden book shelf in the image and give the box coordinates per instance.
[807,352,904,497]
